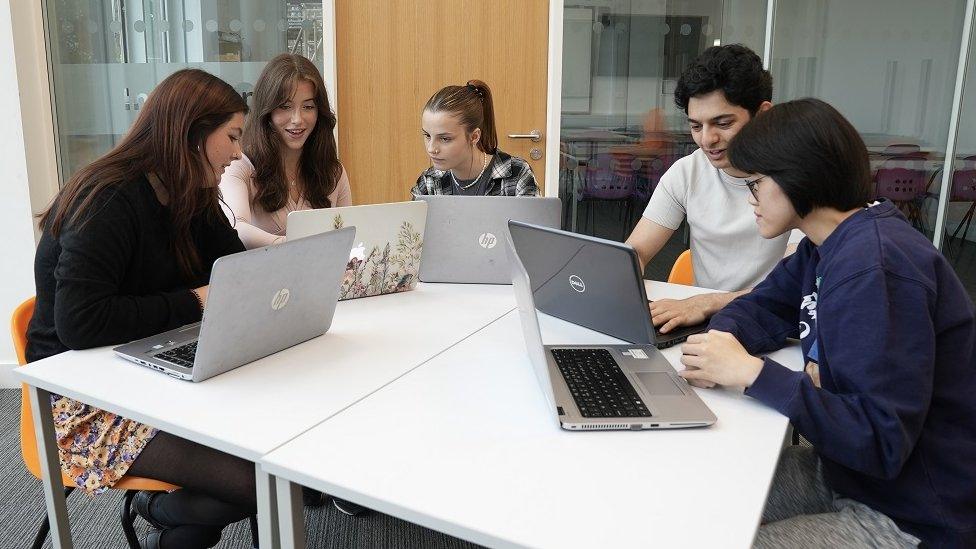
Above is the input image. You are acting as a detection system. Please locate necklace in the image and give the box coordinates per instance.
[450,152,489,190]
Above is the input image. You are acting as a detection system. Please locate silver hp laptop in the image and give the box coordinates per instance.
[287,201,427,299]
[114,227,355,382]
[508,221,707,349]
[506,226,716,430]
[418,196,561,284]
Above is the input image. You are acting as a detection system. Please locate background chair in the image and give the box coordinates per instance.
[949,155,976,246]
[577,152,638,240]
[667,250,694,286]
[12,297,180,549]
[882,143,923,157]
[874,154,930,230]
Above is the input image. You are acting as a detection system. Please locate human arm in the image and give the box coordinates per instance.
[650,289,749,333]
[219,162,284,249]
[331,167,353,207]
[52,191,202,349]
[625,217,675,276]
[410,172,430,199]
[704,242,812,354]
[513,163,539,196]
[684,270,937,479]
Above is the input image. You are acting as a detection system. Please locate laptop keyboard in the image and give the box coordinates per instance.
[154,341,197,368]
[551,348,651,418]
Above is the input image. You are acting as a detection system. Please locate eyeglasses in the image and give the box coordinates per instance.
[744,175,765,201]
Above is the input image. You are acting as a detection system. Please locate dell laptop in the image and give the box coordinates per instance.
[287,201,427,300]
[505,227,715,430]
[114,227,355,382]
[418,195,561,284]
[507,221,707,348]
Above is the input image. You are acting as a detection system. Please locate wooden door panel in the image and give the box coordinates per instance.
[336,0,549,204]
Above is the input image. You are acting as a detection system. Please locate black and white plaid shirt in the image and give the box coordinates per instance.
[411,150,539,198]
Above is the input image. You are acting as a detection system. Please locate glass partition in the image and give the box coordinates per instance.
[942,30,976,300]
[771,0,968,242]
[44,0,324,184]
[558,0,766,278]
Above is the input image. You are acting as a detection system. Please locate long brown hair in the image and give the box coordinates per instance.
[243,53,341,211]
[40,69,248,279]
[423,79,498,155]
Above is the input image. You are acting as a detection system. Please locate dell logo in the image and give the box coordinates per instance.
[478,232,498,249]
[569,275,585,293]
[271,288,291,311]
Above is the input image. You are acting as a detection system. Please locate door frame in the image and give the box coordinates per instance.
[324,0,565,197]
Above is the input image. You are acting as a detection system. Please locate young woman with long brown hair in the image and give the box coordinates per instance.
[414,80,538,197]
[29,69,255,549]
[220,53,351,249]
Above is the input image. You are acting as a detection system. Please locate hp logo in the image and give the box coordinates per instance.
[271,288,291,311]
[569,275,585,293]
[478,232,498,249]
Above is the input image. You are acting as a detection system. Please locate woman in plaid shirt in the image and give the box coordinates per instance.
[413,80,538,198]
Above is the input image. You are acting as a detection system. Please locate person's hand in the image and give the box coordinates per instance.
[193,285,209,308]
[679,330,764,388]
[649,293,716,333]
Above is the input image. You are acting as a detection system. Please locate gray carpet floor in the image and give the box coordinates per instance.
[0,389,481,548]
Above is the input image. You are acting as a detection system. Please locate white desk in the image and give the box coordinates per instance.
[262,282,804,549]
[14,283,515,549]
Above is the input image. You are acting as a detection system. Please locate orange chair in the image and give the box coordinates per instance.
[667,250,694,286]
[13,297,178,549]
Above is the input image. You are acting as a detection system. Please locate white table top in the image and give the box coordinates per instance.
[262,281,803,549]
[14,283,515,461]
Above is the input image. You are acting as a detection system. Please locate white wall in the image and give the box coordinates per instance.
[773,0,965,150]
[0,0,41,387]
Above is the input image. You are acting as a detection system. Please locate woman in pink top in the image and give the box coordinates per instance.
[221,53,351,248]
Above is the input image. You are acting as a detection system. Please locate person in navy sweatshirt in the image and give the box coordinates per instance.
[678,98,976,548]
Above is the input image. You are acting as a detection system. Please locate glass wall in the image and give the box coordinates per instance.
[44,0,324,184]
[771,0,967,243]
[558,0,766,279]
[943,30,976,300]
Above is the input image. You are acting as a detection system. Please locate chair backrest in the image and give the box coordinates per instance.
[11,297,33,366]
[11,297,50,481]
[581,153,635,200]
[667,249,694,286]
[12,299,180,492]
[875,163,927,202]
[951,156,976,201]
[883,143,922,157]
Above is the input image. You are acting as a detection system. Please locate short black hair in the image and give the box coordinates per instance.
[727,98,872,217]
[674,44,772,115]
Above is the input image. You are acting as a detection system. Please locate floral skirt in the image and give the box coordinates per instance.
[51,395,158,494]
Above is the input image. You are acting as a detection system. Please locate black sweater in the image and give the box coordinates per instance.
[26,176,245,363]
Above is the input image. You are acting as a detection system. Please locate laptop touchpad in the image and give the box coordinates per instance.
[636,372,685,395]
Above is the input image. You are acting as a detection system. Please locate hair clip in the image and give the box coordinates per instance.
[467,83,484,98]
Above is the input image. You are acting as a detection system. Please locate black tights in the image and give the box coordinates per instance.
[127,431,257,548]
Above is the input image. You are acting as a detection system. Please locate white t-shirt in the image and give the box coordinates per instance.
[642,149,789,291]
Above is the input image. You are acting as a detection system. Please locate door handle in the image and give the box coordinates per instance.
[507,129,542,142]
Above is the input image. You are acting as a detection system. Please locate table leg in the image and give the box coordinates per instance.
[28,385,73,548]
[255,466,280,549]
[275,478,306,549]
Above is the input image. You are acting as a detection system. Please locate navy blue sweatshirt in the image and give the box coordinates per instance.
[709,201,976,547]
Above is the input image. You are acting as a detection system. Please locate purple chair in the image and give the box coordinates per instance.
[882,143,923,157]
[874,155,929,230]
[636,154,678,203]
[949,156,976,244]
[578,153,638,240]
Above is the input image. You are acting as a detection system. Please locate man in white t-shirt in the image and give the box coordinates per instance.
[627,44,790,333]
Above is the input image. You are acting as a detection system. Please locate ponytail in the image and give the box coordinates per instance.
[424,79,499,154]
[465,80,497,154]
